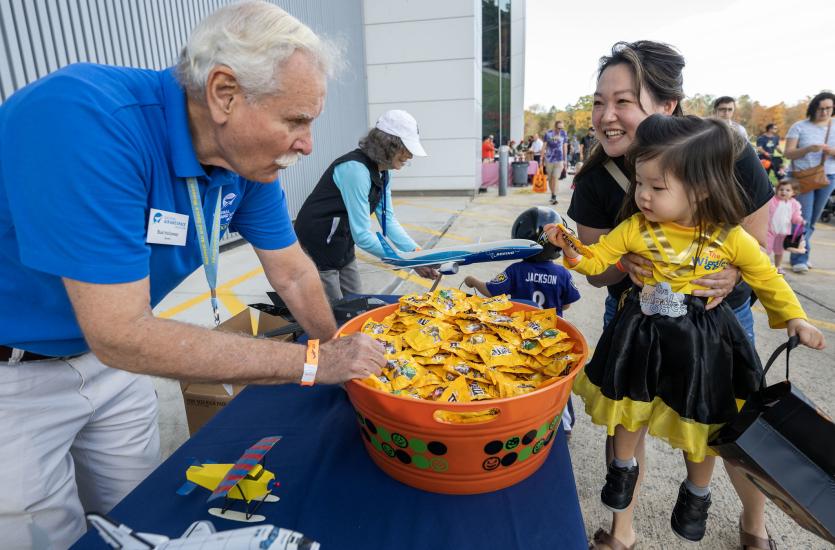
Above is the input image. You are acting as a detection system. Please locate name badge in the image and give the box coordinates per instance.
[146,208,189,246]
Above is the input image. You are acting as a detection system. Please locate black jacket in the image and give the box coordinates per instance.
[295,149,388,270]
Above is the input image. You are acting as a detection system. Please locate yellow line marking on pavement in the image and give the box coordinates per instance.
[813,240,835,247]
[788,267,835,277]
[393,199,516,224]
[400,223,473,242]
[355,251,432,288]
[157,266,264,319]
[752,305,835,333]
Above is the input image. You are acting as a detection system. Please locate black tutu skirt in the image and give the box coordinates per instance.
[573,288,762,461]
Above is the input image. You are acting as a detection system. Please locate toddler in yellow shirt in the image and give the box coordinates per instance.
[545,115,824,543]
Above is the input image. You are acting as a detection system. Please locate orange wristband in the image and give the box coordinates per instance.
[615,260,626,272]
[565,255,581,266]
[300,339,319,386]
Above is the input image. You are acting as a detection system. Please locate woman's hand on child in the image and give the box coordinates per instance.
[692,264,740,310]
[619,253,653,287]
[786,319,826,350]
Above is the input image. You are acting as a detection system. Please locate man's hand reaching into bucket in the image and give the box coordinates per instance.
[318,333,386,384]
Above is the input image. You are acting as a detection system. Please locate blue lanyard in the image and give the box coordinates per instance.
[381,170,389,237]
[186,177,222,326]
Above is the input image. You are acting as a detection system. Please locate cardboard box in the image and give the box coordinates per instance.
[180,307,294,435]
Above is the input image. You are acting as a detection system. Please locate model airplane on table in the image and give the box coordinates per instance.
[176,435,281,523]
[376,232,542,275]
[86,513,320,550]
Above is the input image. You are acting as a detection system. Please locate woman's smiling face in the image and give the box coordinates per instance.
[592,63,673,159]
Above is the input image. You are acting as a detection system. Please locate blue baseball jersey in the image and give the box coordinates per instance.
[0,64,296,356]
[485,260,580,315]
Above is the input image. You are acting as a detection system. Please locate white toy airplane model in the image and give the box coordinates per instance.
[86,513,320,550]
[376,232,542,275]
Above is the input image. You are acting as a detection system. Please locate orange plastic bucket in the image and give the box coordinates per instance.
[338,301,589,494]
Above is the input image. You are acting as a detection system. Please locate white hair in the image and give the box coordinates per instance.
[176,1,338,101]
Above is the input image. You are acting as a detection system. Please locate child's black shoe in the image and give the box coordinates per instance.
[600,460,639,512]
[670,482,711,542]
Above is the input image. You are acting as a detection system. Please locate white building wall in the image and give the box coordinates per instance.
[363,0,482,194]
[510,0,526,145]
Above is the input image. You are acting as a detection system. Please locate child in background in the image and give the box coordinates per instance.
[464,206,581,436]
[545,115,825,543]
[768,179,805,274]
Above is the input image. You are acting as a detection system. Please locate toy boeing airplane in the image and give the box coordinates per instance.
[376,232,542,274]
[86,513,320,550]
[176,436,281,523]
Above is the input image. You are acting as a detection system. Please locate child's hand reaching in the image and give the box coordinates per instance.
[542,223,577,258]
[786,318,826,350]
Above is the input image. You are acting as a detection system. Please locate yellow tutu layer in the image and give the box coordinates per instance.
[573,369,743,463]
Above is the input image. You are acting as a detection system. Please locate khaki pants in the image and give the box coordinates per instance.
[0,353,160,549]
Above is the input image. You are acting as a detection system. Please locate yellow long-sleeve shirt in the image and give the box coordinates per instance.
[565,213,806,328]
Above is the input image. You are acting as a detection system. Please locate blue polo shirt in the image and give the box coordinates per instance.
[0,64,296,356]
[486,260,580,315]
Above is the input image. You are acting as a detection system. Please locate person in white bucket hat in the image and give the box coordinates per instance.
[295,109,438,301]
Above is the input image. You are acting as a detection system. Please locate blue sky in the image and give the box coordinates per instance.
[525,0,834,109]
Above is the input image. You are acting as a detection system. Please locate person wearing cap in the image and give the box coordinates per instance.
[0,4,388,547]
[295,110,439,301]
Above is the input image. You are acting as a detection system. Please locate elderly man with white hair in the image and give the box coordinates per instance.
[0,2,385,547]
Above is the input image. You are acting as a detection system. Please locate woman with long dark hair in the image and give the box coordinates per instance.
[567,41,777,550]
[783,91,835,273]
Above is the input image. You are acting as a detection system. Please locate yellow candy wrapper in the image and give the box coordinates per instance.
[536,328,566,348]
[438,374,471,403]
[477,309,517,327]
[434,408,499,424]
[498,365,536,375]
[355,292,580,402]
[460,333,499,354]
[557,223,595,258]
[411,346,441,358]
[541,340,575,357]
[492,324,522,346]
[518,338,544,355]
[361,319,391,336]
[455,318,488,334]
[388,358,427,391]
[414,352,449,366]
[476,294,513,311]
[475,342,525,368]
[467,380,495,401]
[363,373,393,392]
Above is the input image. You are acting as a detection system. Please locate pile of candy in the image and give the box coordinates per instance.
[358,289,581,402]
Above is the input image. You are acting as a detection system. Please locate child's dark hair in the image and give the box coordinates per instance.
[777,179,799,194]
[619,115,749,260]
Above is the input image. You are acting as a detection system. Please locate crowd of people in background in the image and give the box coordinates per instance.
[511,90,835,278]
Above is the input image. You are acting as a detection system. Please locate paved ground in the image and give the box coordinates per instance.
[153,178,835,549]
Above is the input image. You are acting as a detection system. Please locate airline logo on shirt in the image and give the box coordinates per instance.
[219,192,238,232]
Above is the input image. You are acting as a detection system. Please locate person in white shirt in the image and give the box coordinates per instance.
[531,133,544,168]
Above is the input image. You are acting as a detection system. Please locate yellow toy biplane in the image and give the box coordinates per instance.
[176,435,281,523]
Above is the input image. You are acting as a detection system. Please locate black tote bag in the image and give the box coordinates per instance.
[709,336,835,543]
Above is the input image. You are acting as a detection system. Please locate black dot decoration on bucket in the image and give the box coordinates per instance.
[354,410,561,475]
[480,414,561,471]
[355,412,450,471]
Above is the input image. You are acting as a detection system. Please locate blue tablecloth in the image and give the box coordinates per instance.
[74,301,587,550]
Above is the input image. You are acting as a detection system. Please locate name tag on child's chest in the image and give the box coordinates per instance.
[146,208,189,246]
